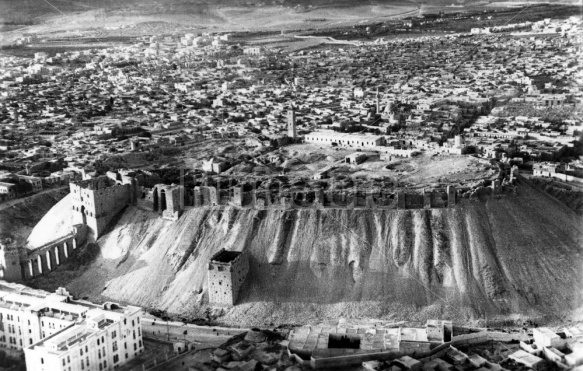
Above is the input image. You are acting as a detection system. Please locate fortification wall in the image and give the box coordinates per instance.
[0,224,87,282]
[189,183,517,211]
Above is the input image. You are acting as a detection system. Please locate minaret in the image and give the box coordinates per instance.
[376,88,380,113]
[287,106,296,139]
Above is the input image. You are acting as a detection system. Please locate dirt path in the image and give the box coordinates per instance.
[0,185,68,212]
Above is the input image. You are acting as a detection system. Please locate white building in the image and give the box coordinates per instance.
[0,286,143,371]
[24,305,143,371]
[304,131,385,148]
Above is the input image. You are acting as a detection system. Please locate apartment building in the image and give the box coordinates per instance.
[0,287,143,371]
[24,305,143,371]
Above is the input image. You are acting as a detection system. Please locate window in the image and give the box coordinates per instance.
[97,339,100,346]
[85,346,88,353]
[113,355,119,363]
[81,360,84,370]
[134,343,137,351]
[41,358,44,364]
[63,359,66,366]
[113,341,118,352]
[125,353,128,359]
[112,330,117,339]
[124,342,127,350]
[67,356,70,363]
[80,348,83,356]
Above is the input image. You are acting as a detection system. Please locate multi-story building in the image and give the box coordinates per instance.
[24,305,143,371]
[0,286,143,371]
[208,249,249,306]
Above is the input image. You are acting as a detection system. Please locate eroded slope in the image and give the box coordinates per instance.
[31,179,583,326]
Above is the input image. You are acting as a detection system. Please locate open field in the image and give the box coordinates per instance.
[2,0,580,47]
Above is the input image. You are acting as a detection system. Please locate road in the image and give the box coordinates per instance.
[0,186,68,212]
[141,317,248,347]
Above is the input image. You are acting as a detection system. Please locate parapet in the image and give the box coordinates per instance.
[210,249,243,266]
[71,176,115,191]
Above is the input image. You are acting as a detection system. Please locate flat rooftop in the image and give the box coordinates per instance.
[211,249,242,263]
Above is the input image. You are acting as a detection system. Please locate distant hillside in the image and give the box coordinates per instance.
[28,177,583,327]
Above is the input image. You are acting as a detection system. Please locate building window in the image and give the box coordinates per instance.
[113,355,119,363]
[41,358,44,364]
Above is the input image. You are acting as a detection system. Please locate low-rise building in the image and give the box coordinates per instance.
[304,131,385,148]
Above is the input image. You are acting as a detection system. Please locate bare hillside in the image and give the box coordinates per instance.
[29,179,583,326]
[0,189,69,245]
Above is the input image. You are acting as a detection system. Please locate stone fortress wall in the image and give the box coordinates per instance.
[190,166,520,211]
[0,165,520,284]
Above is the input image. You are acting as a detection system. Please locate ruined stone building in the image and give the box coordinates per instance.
[208,249,249,306]
[142,184,185,221]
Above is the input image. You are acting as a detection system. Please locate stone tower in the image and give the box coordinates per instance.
[0,241,24,282]
[70,175,137,239]
[208,249,249,306]
[287,107,296,139]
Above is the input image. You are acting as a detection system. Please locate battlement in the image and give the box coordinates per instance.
[210,250,243,265]
[71,176,115,191]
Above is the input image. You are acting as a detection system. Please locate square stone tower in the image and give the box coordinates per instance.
[208,249,249,306]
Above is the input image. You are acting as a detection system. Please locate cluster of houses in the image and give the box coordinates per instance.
[0,15,581,201]
[287,320,583,371]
